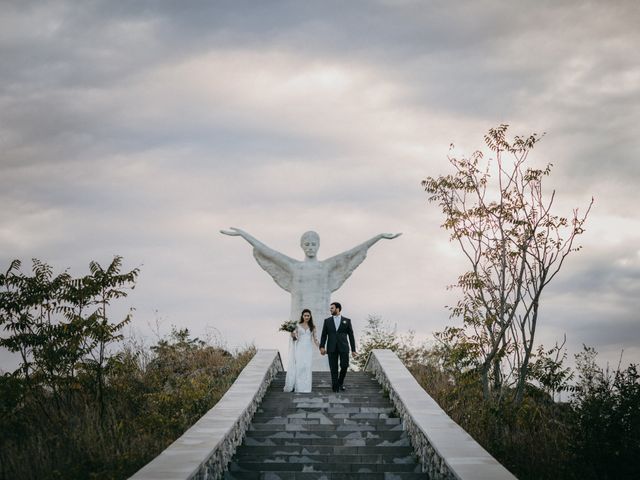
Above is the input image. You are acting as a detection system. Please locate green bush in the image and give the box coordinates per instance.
[0,259,255,480]
[0,327,255,480]
[358,317,639,480]
[569,347,640,480]
[351,315,429,371]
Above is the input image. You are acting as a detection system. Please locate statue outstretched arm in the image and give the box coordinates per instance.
[355,233,402,249]
[325,233,402,292]
[325,233,402,264]
[221,227,270,248]
[220,227,296,292]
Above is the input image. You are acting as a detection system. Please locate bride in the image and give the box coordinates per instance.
[284,309,318,393]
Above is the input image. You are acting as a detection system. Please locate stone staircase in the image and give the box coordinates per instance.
[224,371,426,480]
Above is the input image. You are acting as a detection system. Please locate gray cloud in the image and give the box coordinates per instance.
[1,0,639,373]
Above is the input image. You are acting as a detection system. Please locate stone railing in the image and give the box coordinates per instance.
[365,349,517,480]
[129,349,283,480]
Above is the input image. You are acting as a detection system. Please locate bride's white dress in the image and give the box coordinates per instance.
[284,326,315,393]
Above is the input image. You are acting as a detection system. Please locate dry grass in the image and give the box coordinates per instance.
[0,332,255,480]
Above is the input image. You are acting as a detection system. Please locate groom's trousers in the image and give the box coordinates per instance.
[328,350,349,391]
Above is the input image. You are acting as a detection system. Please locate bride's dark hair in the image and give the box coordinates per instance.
[299,308,315,332]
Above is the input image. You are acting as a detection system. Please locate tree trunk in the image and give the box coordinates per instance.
[515,304,538,404]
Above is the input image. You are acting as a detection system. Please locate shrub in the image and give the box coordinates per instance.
[0,258,255,480]
[569,346,640,480]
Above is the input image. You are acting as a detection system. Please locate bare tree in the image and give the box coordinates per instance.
[422,125,592,404]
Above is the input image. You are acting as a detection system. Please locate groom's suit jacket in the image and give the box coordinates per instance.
[320,316,356,353]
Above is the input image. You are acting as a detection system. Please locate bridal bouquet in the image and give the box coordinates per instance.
[279,320,298,333]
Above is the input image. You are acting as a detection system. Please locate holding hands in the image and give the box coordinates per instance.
[319,346,356,357]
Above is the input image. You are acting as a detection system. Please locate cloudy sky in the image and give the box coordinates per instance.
[1,0,639,372]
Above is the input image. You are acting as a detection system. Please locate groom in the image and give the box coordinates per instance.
[319,302,357,392]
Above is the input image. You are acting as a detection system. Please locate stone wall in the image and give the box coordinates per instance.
[129,349,283,480]
[365,349,517,480]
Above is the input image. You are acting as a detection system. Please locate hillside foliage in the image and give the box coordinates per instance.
[359,317,639,480]
[0,258,255,480]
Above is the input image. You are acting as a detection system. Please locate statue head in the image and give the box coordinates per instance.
[300,231,320,258]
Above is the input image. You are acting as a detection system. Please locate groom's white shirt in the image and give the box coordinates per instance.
[333,315,341,331]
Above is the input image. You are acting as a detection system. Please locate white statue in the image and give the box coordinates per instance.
[220,227,401,370]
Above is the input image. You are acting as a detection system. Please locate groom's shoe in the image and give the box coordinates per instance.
[339,385,346,391]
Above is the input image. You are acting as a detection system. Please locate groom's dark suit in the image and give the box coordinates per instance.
[320,316,356,392]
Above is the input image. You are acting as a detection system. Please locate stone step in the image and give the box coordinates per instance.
[272,374,372,376]
[270,380,381,384]
[270,388,385,393]
[262,394,390,400]
[257,406,395,413]
[270,390,386,394]
[235,445,414,456]
[229,462,422,473]
[271,375,378,380]
[271,376,382,384]
[243,434,411,447]
[271,379,373,383]
[248,424,404,432]
[269,388,386,395]
[270,378,381,383]
[254,410,394,417]
[260,400,392,405]
[261,395,391,400]
[224,472,427,480]
[233,454,418,464]
[259,400,392,405]
[244,429,406,437]
[260,404,391,409]
[266,382,384,388]
[256,408,395,415]
[243,439,410,448]
[250,416,402,426]
[253,408,397,421]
